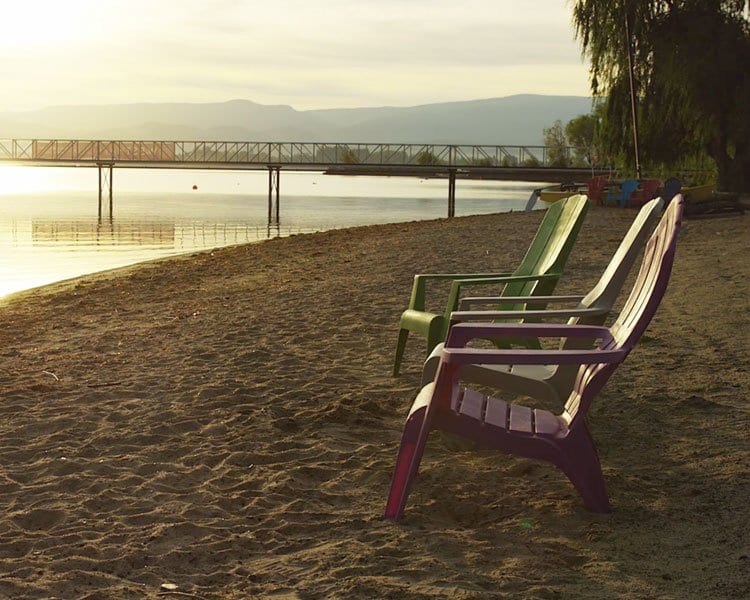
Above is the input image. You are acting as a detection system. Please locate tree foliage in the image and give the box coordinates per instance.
[542,103,607,168]
[572,0,750,192]
[416,149,439,165]
[543,120,570,167]
[565,112,597,165]
[340,148,360,164]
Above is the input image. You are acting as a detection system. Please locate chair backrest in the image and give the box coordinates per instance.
[504,194,589,306]
[663,177,682,201]
[555,197,663,355]
[607,179,638,205]
[640,179,661,198]
[511,196,569,277]
[574,197,664,319]
[587,176,608,203]
[562,195,684,426]
[609,195,682,347]
[621,179,640,195]
[628,179,663,208]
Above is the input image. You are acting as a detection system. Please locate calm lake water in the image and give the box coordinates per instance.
[0,166,541,297]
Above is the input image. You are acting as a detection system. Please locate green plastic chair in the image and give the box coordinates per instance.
[393,195,590,376]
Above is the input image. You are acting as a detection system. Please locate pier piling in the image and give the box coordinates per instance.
[448,168,456,218]
[267,166,281,225]
[97,162,114,218]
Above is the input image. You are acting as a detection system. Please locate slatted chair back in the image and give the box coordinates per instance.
[562,195,683,426]
[491,194,589,313]
[567,197,664,330]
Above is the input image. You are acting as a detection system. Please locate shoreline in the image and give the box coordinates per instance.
[0,184,535,300]
[1,240,249,304]
[0,214,482,303]
[0,206,747,598]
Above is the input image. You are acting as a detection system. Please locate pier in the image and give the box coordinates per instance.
[0,139,611,221]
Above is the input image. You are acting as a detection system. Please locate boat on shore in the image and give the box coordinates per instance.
[540,179,717,206]
[538,182,589,204]
[681,183,715,201]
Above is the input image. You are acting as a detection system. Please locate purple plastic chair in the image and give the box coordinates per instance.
[384,196,684,519]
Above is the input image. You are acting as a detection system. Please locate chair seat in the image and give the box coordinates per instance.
[479,363,557,380]
[450,387,566,437]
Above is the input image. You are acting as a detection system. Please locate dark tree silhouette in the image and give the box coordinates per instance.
[573,0,750,192]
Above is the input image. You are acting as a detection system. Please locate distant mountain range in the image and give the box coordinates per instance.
[0,95,594,145]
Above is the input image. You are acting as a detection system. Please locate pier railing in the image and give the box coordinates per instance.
[0,139,585,169]
[0,138,618,222]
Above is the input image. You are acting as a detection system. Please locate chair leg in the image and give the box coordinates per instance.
[393,328,410,376]
[384,404,431,520]
[559,425,611,513]
[426,316,446,356]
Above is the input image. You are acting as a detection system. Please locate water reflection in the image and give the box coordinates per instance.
[0,216,309,296]
[32,219,175,246]
[21,217,305,248]
[0,176,537,297]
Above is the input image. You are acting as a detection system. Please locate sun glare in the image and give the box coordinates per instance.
[0,167,53,195]
[0,2,97,49]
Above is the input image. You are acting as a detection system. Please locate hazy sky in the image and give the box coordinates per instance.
[1,0,591,112]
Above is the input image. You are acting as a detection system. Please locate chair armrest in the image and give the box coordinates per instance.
[443,273,560,316]
[444,322,615,349]
[441,346,627,366]
[408,272,513,311]
[458,294,585,309]
[416,272,513,280]
[449,306,608,322]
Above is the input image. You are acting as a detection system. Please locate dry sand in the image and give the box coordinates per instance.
[0,205,748,599]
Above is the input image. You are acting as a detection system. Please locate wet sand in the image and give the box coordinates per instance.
[0,205,748,599]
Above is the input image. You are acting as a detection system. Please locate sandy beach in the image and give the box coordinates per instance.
[0,205,747,599]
